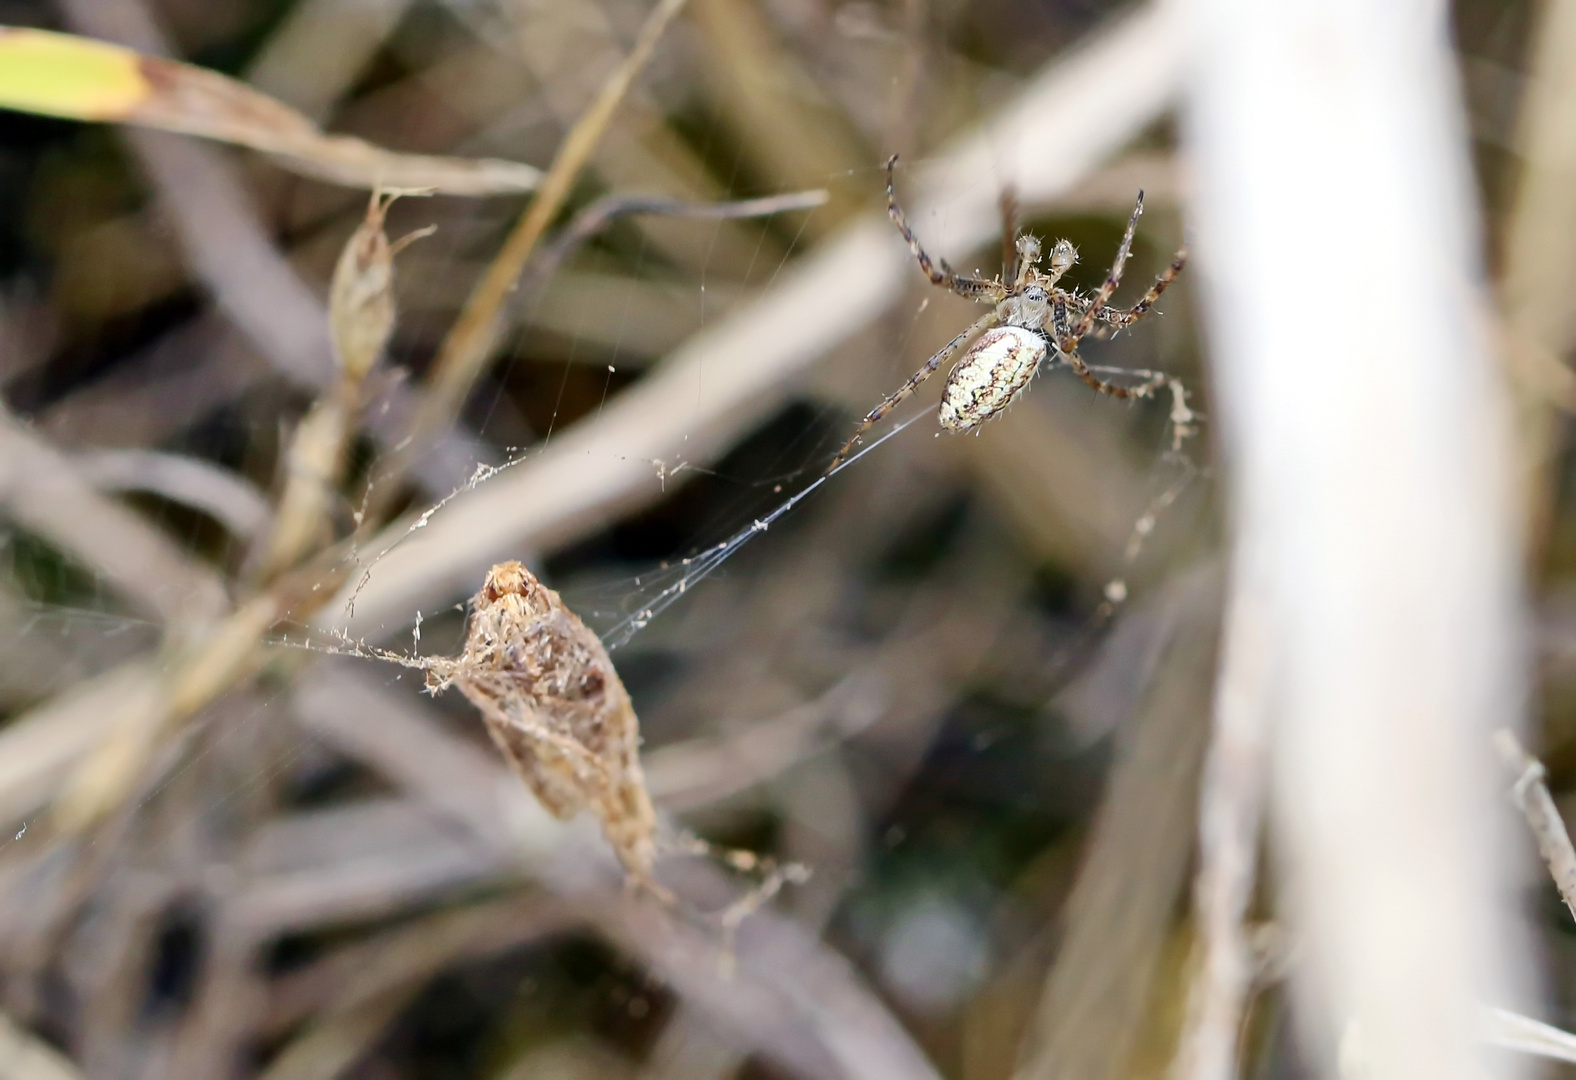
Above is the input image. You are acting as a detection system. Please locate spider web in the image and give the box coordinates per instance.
[2,189,1204,678]
[0,86,1205,926]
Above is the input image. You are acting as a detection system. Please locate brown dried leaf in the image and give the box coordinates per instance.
[427,562,659,884]
[330,194,430,382]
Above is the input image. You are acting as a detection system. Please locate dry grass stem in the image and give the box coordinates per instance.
[1013,566,1219,1080]
[517,188,829,302]
[1171,579,1272,1080]
[254,193,423,581]
[0,27,542,194]
[72,448,271,542]
[42,190,428,829]
[1188,0,1526,1071]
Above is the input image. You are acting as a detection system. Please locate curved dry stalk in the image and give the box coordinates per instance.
[252,194,416,583]
[515,188,829,306]
[73,448,271,542]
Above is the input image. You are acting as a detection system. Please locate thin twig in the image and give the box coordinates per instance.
[1494,728,1576,921]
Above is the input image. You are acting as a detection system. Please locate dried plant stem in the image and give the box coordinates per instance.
[1494,728,1576,921]
[73,448,271,542]
[1013,565,1219,1080]
[48,533,374,832]
[1171,582,1272,1080]
[253,195,414,582]
[402,0,690,465]
[1187,0,1525,1072]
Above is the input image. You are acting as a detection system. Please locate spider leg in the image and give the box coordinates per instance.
[1085,362,1172,395]
[828,310,999,472]
[1093,246,1188,329]
[999,185,1020,283]
[1059,346,1172,397]
[886,154,1000,301]
[1050,294,1159,400]
[1063,190,1145,348]
[1041,194,1184,402]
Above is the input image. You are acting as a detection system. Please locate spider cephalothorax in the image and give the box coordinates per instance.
[829,155,1188,469]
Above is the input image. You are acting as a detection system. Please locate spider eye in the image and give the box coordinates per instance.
[1023,286,1047,303]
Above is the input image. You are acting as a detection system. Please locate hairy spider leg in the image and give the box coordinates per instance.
[1066,190,1145,345]
[1093,245,1189,329]
[828,309,1000,472]
[1050,295,1158,400]
[886,154,1001,302]
[1046,192,1168,400]
[999,185,1020,283]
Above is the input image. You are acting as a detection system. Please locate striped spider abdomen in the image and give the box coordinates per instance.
[939,325,1048,432]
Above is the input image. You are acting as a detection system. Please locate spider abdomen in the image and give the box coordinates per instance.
[940,325,1047,432]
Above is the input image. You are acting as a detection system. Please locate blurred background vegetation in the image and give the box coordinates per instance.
[0,0,1558,1078]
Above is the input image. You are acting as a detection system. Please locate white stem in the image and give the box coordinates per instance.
[1182,0,1528,1076]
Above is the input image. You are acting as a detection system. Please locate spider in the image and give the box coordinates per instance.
[828,155,1188,470]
